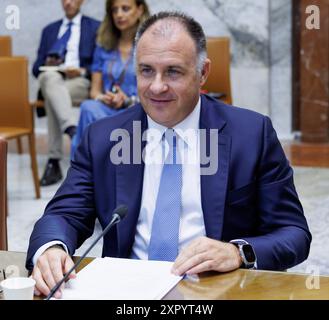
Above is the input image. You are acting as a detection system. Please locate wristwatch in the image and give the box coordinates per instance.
[231,240,257,269]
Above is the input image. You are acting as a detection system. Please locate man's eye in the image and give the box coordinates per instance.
[140,68,153,76]
[167,69,181,76]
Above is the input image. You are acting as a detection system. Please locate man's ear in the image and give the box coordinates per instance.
[200,58,211,87]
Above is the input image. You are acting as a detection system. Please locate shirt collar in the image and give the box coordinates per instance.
[63,12,82,27]
[173,97,200,146]
[145,96,201,148]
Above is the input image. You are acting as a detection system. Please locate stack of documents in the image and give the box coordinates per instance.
[59,258,182,300]
[39,66,66,72]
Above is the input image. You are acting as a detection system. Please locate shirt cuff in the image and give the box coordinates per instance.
[32,241,68,266]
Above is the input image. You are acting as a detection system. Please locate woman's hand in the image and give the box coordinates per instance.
[111,85,128,109]
[97,92,115,105]
[96,86,128,108]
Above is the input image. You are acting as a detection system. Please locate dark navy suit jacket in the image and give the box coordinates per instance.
[32,15,100,78]
[26,95,311,271]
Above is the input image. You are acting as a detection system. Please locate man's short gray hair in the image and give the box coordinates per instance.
[134,11,207,74]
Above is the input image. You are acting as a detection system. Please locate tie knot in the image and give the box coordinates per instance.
[67,21,73,28]
[163,129,176,148]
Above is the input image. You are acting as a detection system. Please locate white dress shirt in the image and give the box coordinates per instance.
[130,97,206,260]
[58,13,81,68]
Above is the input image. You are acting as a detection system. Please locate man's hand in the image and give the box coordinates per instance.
[171,237,242,276]
[64,67,85,79]
[45,56,63,66]
[31,246,76,299]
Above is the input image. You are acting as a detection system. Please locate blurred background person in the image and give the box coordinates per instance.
[71,0,150,158]
[33,0,100,186]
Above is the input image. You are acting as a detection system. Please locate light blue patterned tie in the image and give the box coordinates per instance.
[48,21,73,60]
[148,129,182,261]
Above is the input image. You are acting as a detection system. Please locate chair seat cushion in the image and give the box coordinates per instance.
[0,127,31,139]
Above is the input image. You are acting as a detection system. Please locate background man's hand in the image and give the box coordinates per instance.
[64,67,85,79]
[45,56,63,66]
[31,246,76,299]
[172,237,242,276]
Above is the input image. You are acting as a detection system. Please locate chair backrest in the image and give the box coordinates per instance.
[0,137,8,250]
[0,36,12,56]
[204,37,232,105]
[0,57,33,130]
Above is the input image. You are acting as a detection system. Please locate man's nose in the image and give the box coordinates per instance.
[149,75,168,95]
[64,0,72,7]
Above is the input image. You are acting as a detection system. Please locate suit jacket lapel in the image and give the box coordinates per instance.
[79,16,86,60]
[50,21,62,49]
[200,95,231,240]
[115,107,147,257]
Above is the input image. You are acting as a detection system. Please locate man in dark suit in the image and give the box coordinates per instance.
[33,0,99,186]
[26,11,311,299]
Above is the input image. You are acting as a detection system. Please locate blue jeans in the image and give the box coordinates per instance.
[71,99,124,159]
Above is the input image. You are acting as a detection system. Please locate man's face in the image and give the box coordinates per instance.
[61,0,84,19]
[136,22,210,128]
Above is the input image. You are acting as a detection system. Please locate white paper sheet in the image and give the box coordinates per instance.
[39,66,66,72]
[59,258,182,300]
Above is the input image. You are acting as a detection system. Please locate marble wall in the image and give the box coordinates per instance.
[270,0,293,139]
[0,0,293,138]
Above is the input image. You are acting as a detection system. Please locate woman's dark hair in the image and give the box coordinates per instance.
[97,0,150,50]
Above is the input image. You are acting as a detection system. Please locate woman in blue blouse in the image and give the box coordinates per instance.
[71,0,150,157]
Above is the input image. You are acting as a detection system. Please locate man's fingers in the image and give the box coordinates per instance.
[173,251,209,276]
[172,237,237,275]
[32,267,51,297]
[185,260,215,275]
[34,288,41,296]
[64,255,76,279]
[37,256,61,298]
[49,255,68,296]
[173,238,207,271]
[65,69,79,79]
[173,239,242,276]
[37,257,56,289]
[50,256,65,283]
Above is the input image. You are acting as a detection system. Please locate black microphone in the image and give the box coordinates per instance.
[45,205,128,300]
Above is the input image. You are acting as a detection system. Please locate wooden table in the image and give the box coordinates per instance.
[1,251,328,300]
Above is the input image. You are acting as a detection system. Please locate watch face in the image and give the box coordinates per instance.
[242,244,256,263]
